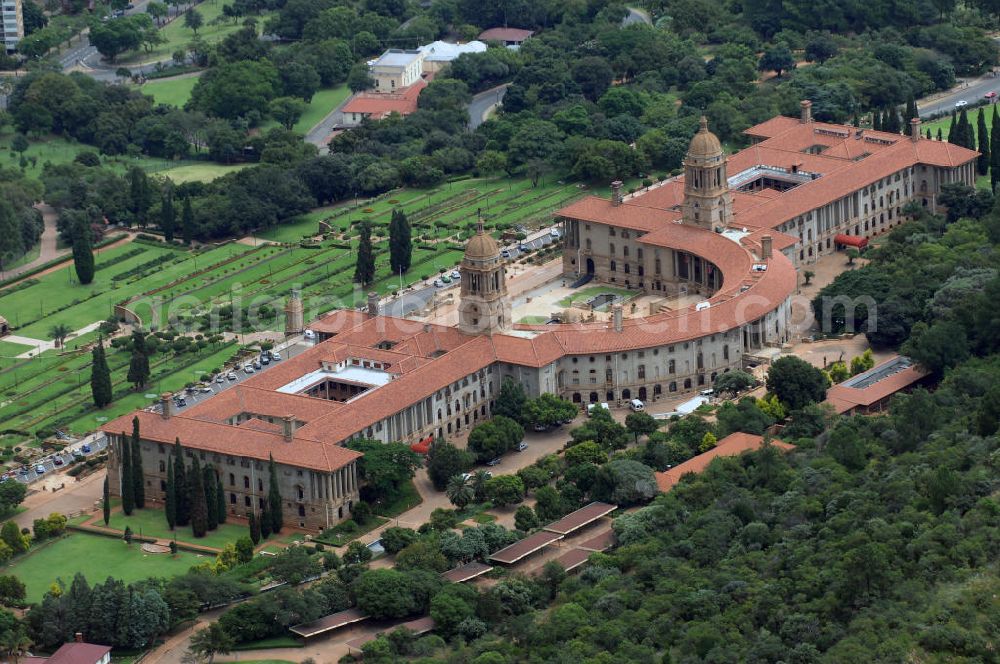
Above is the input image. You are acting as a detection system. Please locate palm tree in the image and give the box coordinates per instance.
[49,324,72,349]
[803,270,815,285]
[470,470,491,503]
[445,474,474,509]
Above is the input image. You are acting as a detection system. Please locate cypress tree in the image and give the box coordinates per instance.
[189,456,208,538]
[903,97,917,134]
[267,454,283,534]
[72,222,95,285]
[885,106,901,134]
[90,336,112,408]
[103,475,111,525]
[126,330,150,391]
[991,118,1000,191]
[160,186,175,243]
[248,511,260,545]
[259,501,271,539]
[128,167,152,227]
[389,208,412,275]
[165,455,176,530]
[926,129,931,140]
[216,474,226,525]
[204,466,218,531]
[937,127,943,141]
[979,107,991,176]
[131,416,145,509]
[181,197,194,246]
[959,109,972,149]
[173,439,189,527]
[120,431,134,516]
[354,221,375,286]
[872,110,882,131]
[948,112,957,144]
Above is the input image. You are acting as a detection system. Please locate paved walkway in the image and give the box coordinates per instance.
[6,321,104,358]
[13,469,105,529]
[4,204,62,280]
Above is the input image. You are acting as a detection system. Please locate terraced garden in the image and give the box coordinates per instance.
[0,176,587,442]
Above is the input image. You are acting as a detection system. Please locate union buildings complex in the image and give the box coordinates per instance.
[103,104,978,531]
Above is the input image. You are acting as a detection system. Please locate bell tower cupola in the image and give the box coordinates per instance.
[681,116,732,232]
[458,211,511,336]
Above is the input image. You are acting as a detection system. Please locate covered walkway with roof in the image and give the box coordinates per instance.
[290,608,370,639]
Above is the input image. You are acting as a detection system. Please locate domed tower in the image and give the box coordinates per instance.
[458,213,511,336]
[681,116,732,232]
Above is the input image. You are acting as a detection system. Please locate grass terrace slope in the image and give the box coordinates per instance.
[138,74,201,108]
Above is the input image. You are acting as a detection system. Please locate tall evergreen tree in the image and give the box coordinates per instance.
[958,109,973,149]
[926,128,932,140]
[267,454,283,534]
[131,416,145,509]
[103,475,111,525]
[388,208,412,275]
[354,221,376,286]
[991,116,1000,192]
[72,221,95,285]
[189,456,208,538]
[259,501,271,539]
[173,439,189,527]
[884,106,901,134]
[160,186,175,242]
[126,330,150,390]
[128,167,152,227]
[978,107,990,176]
[937,127,943,141]
[90,336,112,408]
[948,112,957,144]
[873,110,882,131]
[120,431,135,516]
[204,466,218,531]
[181,197,194,246]
[165,455,176,530]
[216,474,226,525]
[904,97,918,134]
[248,511,260,545]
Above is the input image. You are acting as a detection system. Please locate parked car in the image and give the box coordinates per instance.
[18,468,28,476]
[227,372,237,380]
[304,330,316,339]
[175,397,187,407]
[215,375,225,384]
[261,355,270,365]
[500,249,511,258]
[433,279,444,287]
[517,441,529,451]
[450,270,461,279]
[630,399,645,412]
[533,423,546,432]
[81,444,92,454]
[486,457,502,466]
[35,465,45,474]
[199,385,213,393]
[253,360,262,370]
[519,243,531,252]
[54,457,64,466]
[986,91,998,100]
[270,351,282,361]
[550,228,561,238]
[440,275,452,284]
[244,364,255,373]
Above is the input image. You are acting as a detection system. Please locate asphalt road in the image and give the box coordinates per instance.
[468,84,509,130]
[920,75,1000,119]
[164,338,313,416]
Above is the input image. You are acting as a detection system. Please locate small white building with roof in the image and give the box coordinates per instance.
[417,40,488,73]
[370,49,425,92]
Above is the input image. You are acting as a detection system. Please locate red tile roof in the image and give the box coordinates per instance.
[342,79,427,119]
[478,27,534,42]
[655,432,795,492]
[46,642,112,664]
[543,502,616,535]
[824,355,928,413]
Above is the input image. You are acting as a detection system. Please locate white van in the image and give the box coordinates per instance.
[630,399,645,412]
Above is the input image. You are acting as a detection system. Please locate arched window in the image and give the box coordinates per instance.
[243,476,250,489]
[159,461,166,473]
[229,473,235,486]
[572,393,581,403]
[610,260,617,272]
[638,365,645,379]
[683,378,692,389]
[622,388,631,400]
[653,384,662,396]
[589,392,599,403]
[609,243,616,255]
[669,382,677,392]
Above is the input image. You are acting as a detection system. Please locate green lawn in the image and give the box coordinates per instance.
[372,480,421,519]
[119,1,275,65]
[157,161,249,183]
[105,505,251,550]
[0,129,241,182]
[139,74,200,107]
[0,339,33,359]
[558,285,635,308]
[260,85,351,135]
[7,533,206,602]
[231,636,304,651]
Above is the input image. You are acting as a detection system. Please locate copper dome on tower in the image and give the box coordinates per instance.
[463,215,500,260]
[687,116,723,159]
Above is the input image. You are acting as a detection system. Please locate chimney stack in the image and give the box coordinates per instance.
[800,100,812,124]
[761,235,773,260]
[160,393,172,419]
[610,180,623,207]
[367,292,380,317]
[612,303,623,333]
[284,289,304,336]
[75,633,83,643]
[282,415,295,442]
[910,117,921,142]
